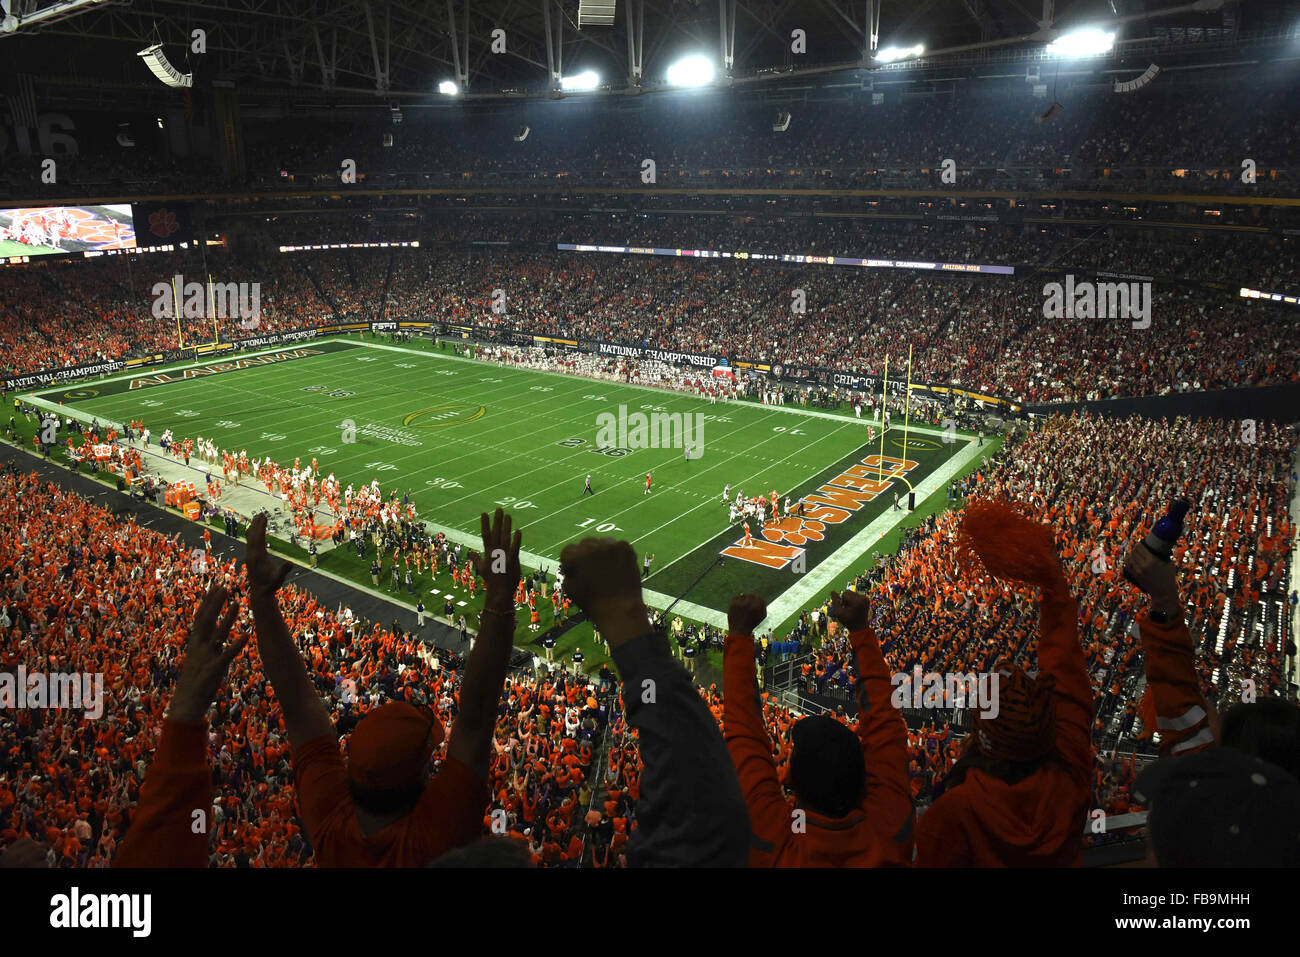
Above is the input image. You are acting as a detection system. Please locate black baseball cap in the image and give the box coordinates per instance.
[1133,747,1300,867]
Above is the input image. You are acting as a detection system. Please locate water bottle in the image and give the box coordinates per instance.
[1123,498,1192,587]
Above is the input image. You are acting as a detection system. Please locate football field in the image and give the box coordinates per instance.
[35,335,989,629]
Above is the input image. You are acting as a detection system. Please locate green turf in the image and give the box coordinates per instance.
[25,333,998,670]
[0,239,66,258]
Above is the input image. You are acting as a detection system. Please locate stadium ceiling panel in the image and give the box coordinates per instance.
[0,0,1261,105]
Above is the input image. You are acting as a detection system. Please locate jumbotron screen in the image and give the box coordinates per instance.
[0,203,136,260]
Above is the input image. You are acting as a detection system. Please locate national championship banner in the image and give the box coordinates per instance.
[595,340,724,369]
[2,358,125,392]
[5,329,330,392]
[232,327,320,350]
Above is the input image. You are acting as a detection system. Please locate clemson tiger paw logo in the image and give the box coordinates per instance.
[761,517,825,545]
[148,208,180,238]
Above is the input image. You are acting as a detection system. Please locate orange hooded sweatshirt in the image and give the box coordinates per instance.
[914,580,1093,867]
[724,625,914,867]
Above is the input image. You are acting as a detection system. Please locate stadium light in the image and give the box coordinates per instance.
[137,44,192,89]
[1046,28,1115,57]
[874,44,924,63]
[560,70,600,91]
[438,80,460,96]
[666,55,715,87]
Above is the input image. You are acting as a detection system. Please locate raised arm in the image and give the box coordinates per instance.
[1123,543,1214,757]
[563,539,749,867]
[828,589,913,855]
[956,500,1092,781]
[723,593,793,862]
[116,585,247,867]
[1035,568,1092,779]
[245,514,334,750]
[446,509,520,780]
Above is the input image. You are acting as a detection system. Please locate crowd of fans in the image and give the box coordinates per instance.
[579,411,1295,839]
[5,229,1295,405]
[1,402,1295,867]
[0,466,625,866]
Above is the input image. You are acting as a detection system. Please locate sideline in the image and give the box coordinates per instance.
[25,334,990,631]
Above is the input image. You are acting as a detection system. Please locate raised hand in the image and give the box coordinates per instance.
[727,594,768,635]
[245,513,292,604]
[474,508,521,604]
[828,589,871,632]
[559,537,649,650]
[1122,540,1181,615]
[169,584,248,723]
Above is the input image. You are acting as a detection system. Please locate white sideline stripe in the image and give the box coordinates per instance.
[759,439,985,626]
[28,334,976,633]
[351,337,956,436]
[640,590,729,628]
[18,338,344,394]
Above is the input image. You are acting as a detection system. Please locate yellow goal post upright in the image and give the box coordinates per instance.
[171,275,184,350]
[899,344,917,507]
[876,354,889,485]
[209,274,219,343]
[901,343,914,466]
[875,347,918,506]
[171,274,225,357]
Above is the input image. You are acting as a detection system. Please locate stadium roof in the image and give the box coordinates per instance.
[0,0,1292,109]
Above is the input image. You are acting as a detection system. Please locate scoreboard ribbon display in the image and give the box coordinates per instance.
[558,242,1015,275]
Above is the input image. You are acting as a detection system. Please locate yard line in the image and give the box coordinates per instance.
[357,337,957,438]
[512,407,789,529]
[529,411,848,537]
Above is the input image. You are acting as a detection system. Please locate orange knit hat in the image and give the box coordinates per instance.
[347,701,444,791]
